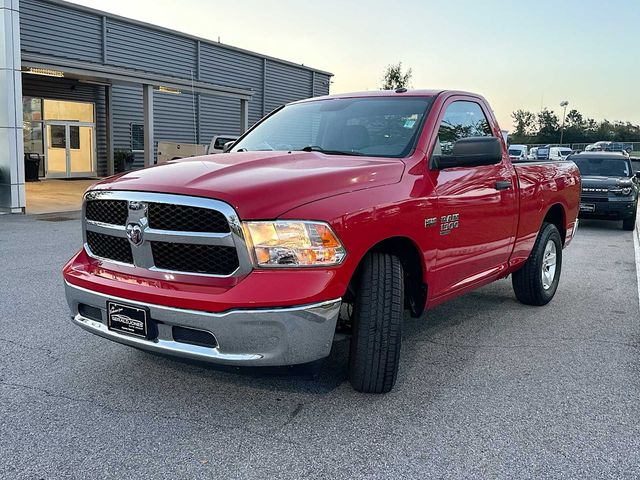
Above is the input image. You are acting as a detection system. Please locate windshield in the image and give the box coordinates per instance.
[509,148,523,156]
[574,157,631,177]
[559,149,572,156]
[231,97,433,158]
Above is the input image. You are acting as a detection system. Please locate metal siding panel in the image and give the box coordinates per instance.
[20,74,107,176]
[105,18,197,78]
[113,86,200,168]
[200,43,263,127]
[199,95,241,141]
[154,91,198,144]
[20,0,103,63]
[314,73,331,97]
[265,60,313,113]
[111,84,144,168]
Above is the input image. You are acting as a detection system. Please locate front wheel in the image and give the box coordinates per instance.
[623,212,636,231]
[512,223,563,306]
[349,253,404,393]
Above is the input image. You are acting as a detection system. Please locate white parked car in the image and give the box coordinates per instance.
[549,147,573,160]
[508,144,528,161]
[528,147,538,159]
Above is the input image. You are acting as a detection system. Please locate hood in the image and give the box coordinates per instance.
[581,175,633,188]
[92,151,405,218]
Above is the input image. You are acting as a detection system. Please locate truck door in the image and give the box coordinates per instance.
[427,99,518,298]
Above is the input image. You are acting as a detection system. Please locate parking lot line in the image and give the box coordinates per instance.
[634,210,640,312]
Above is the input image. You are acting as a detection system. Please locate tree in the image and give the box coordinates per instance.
[381,62,412,90]
[510,106,640,145]
[511,109,536,139]
[536,109,560,143]
[564,109,583,129]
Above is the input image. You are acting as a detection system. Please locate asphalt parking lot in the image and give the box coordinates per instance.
[1,212,640,479]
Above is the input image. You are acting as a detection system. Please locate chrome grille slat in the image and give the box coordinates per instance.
[85,220,128,238]
[143,229,235,246]
[82,191,252,278]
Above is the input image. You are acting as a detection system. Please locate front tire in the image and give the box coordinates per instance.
[512,223,562,306]
[349,253,404,393]
[623,212,636,231]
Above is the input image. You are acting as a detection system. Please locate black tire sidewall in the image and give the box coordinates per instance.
[535,224,563,303]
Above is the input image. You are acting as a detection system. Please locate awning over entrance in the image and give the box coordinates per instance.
[21,53,254,100]
[21,53,254,174]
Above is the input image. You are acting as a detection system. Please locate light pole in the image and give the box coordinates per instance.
[559,100,569,146]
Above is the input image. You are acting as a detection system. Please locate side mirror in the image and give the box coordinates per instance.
[432,137,503,169]
[634,171,640,179]
[223,141,235,153]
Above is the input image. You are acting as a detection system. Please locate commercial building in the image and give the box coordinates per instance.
[0,0,332,213]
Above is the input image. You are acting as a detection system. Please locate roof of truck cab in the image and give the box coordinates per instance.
[290,89,456,104]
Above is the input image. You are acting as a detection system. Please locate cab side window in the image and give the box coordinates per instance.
[436,101,492,155]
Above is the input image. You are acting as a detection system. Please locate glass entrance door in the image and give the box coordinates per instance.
[45,122,96,178]
[43,99,96,178]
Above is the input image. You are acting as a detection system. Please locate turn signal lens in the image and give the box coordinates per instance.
[244,221,346,267]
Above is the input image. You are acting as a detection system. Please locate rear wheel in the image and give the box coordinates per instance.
[512,223,562,306]
[349,253,404,394]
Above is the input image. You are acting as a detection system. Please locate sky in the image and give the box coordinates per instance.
[68,0,640,130]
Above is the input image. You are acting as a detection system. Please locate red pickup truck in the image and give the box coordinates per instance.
[63,90,580,393]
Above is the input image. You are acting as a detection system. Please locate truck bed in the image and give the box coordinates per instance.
[511,160,581,265]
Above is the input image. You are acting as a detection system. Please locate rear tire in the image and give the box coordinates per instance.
[623,213,636,231]
[512,223,562,306]
[349,253,404,394]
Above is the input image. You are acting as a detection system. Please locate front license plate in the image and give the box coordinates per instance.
[107,301,148,338]
[580,203,595,213]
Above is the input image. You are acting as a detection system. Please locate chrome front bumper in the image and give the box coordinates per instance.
[64,282,341,366]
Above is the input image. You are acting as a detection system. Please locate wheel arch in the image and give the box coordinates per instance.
[543,203,567,245]
[347,236,427,318]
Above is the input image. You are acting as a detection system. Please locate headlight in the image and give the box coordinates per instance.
[610,186,633,195]
[244,221,346,267]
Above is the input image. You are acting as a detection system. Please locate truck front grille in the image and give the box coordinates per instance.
[83,191,252,278]
[85,200,128,225]
[151,242,239,275]
[148,203,230,233]
[86,230,133,264]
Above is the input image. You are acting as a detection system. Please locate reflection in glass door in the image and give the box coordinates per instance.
[45,122,96,178]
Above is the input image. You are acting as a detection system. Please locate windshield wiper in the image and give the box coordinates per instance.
[300,145,365,156]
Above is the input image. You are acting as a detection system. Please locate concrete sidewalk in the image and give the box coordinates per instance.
[25,179,98,215]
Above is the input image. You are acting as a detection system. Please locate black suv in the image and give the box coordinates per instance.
[573,153,639,230]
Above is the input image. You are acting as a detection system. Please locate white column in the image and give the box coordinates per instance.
[240,99,249,134]
[0,0,24,213]
[142,84,154,168]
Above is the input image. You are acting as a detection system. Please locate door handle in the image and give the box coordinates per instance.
[495,180,513,191]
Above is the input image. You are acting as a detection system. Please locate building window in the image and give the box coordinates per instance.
[131,123,144,151]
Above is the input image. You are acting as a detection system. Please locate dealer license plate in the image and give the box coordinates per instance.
[107,301,149,338]
[580,203,595,213]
